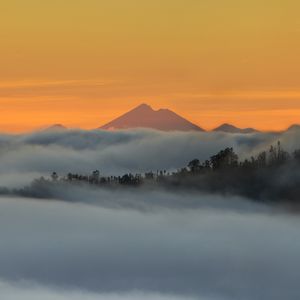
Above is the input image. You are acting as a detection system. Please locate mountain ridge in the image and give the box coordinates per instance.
[213,123,259,134]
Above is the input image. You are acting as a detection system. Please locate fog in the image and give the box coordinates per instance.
[0,281,197,300]
[0,128,299,188]
[1,194,300,300]
[1,129,300,299]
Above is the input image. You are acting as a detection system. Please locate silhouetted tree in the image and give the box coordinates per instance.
[90,170,100,184]
[51,172,58,181]
[256,151,267,167]
[268,141,289,165]
[203,160,211,169]
[210,147,238,170]
[293,149,300,161]
[145,172,154,179]
[188,159,201,173]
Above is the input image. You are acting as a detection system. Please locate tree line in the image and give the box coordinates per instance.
[17,141,300,203]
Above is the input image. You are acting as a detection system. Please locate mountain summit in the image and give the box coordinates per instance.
[213,123,258,134]
[287,124,300,131]
[100,104,204,131]
[42,124,67,132]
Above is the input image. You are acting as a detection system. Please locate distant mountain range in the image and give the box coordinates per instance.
[43,104,299,133]
[213,123,259,134]
[99,104,204,131]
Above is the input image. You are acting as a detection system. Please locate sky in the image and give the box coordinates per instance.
[0,0,300,132]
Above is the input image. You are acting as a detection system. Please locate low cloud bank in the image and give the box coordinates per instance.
[0,280,197,300]
[0,128,299,188]
[6,180,271,212]
[1,129,300,299]
[0,196,300,299]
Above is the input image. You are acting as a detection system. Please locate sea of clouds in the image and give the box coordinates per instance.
[1,129,300,299]
[0,194,300,300]
[0,128,299,188]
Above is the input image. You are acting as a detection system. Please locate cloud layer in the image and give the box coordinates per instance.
[0,128,300,188]
[0,195,300,300]
[0,281,197,300]
[1,129,300,299]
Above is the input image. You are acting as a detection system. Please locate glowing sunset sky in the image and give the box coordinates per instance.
[1,0,300,132]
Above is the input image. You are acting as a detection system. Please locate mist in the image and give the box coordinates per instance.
[0,194,300,300]
[0,128,299,188]
[1,129,300,299]
[0,281,196,300]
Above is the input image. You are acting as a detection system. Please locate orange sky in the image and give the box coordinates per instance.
[0,0,300,132]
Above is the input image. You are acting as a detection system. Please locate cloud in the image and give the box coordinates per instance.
[0,281,198,300]
[11,180,271,213]
[0,79,115,91]
[0,129,299,300]
[0,128,299,188]
[0,195,299,300]
[173,90,300,100]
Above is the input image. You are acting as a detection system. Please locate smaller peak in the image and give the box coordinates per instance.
[288,124,300,131]
[43,124,67,132]
[286,124,300,131]
[221,123,235,127]
[213,123,258,134]
[214,123,237,130]
[51,124,66,129]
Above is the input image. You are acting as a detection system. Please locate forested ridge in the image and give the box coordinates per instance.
[4,141,300,203]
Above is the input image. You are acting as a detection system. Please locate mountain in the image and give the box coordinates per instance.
[213,123,259,134]
[43,124,67,132]
[287,124,300,131]
[100,104,204,131]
